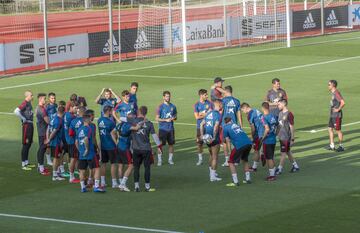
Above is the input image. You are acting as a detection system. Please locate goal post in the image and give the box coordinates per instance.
[135,0,291,62]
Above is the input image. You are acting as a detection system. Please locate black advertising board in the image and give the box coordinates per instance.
[324,6,349,28]
[293,9,321,32]
[88,25,164,58]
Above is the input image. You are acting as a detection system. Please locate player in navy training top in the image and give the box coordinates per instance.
[129,82,139,113]
[221,85,242,167]
[241,102,265,172]
[76,114,104,193]
[113,90,136,123]
[64,102,79,183]
[46,92,58,120]
[193,89,213,166]
[95,88,121,117]
[98,106,118,188]
[45,106,65,181]
[261,102,278,181]
[14,91,34,170]
[200,99,222,182]
[156,91,177,166]
[223,117,252,185]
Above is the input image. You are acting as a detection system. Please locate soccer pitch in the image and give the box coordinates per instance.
[0,31,360,233]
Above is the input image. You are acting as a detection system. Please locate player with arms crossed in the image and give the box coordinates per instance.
[261,102,278,181]
[131,106,162,192]
[265,78,288,118]
[326,80,345,152]
[156,91,177,166]
[14,91,35,170]
[223,117,252,186]
[240,103,265,172]
[276,99,300,174]
[221,86,242,167]
[77,114,104,193]
[98,106,118,188]
[193,89,213,166]
[200,99,222,182]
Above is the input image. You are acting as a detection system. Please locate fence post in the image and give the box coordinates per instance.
[223,0,228,46]
[108,0,114,61]
[181,0,187,62]
[43,0,49,70]
[320,0,324,35]
[169,0,173,54]
[118,0,122,62]
[286,0,291,47]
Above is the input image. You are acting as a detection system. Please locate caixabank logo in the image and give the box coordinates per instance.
[352,6,360,23]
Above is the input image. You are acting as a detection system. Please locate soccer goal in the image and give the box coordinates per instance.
[135,0,291,62]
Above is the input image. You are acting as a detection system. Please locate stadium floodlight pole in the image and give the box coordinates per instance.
[43,0,49,70]
[108,0,114,61]
[286,0,291,48]
[181,0,187,62]
[320,0,324,35]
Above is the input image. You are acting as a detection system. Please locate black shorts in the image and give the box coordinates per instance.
[62,137,68,154]
[196,128,203,145]
[132,149,152,167]
[253,137,262,151]
[51,145,62,158]
[159,129,175,145]
[101,149,118,164]
[229,144,252,163]
[68,144,78,159]
[263,144,276,160]
[78,157,99,170]
[207,138,220,148]
[328,116,342,131]
[22,123,33,145]
[280,140,291,153]
[118,149,133,165]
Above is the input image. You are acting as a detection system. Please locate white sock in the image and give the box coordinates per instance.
[232,173,239,184]
[39,165,44,172]
[121,177,128,186]
[118,178,123,185]
[70,172,75,180]
[225,156,229,163]
[198,154,203,161]
[169,153,174,161]
[210,169,216,178]
[278,165,283,171]
[80,181,86,189]
[94,180,100,188]
[157,154,162,161]
[25,160,29,165]
[269,168,275,177]
[145,183,150,189]
[245,171,251,181]
[293,161,299,169]
[59,165,65,173]
[252,161,259,169]
[22,161,26,167]
[135,182,140,189]
[330,143,335,149]
[53,171,57,177]
[112,179,118,185]
[101,176,106,186]
[46,154,51,162]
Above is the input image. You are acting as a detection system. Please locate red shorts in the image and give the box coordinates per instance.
[253,138,261,151]
[51,145,62,158]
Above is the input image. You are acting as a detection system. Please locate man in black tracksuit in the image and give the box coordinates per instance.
[131,106,162,192]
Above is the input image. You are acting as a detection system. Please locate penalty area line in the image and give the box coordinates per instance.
[0,213,185,233]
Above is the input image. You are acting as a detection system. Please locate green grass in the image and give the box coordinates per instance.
[0,32,360,233]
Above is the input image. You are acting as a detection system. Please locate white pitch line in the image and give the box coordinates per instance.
[103,73,212,81]
[298,121,360,133]
[0,213,185,233]
[224,55,360,80]
[0,61,183,91]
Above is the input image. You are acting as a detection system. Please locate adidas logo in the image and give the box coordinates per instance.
[326,10,339,26]
[134,30,151,50]
[103,35,120,54]
[99,121,105,128]
[303,13,316,29]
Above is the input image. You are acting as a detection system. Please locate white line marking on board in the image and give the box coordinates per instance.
[224,55,360,80]
[298,121,360,133]
[0,61,183,91]
[0,213,185,233]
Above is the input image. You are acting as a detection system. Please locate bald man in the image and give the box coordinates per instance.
[14,91,35,170]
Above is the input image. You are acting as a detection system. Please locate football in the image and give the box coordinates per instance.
[202,134,213,144]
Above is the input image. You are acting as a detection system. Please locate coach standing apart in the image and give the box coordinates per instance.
[14,91,35,170]
[265,78,288,118]
[131,106,162,192]
[326,80,345,152]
